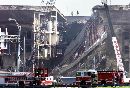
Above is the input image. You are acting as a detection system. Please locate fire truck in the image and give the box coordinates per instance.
[0,71,32,86]
[76,69,124,86]
[0,67,54,86]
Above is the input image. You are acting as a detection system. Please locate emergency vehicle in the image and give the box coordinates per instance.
[0,71,32,85]
[0,67,54,86]
[76,69,124,86]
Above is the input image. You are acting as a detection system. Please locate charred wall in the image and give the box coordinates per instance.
[0,5,66,72]
[0,10,34,71]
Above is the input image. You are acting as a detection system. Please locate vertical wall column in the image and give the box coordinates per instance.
[48,18,52,57]
[53,10,58,43]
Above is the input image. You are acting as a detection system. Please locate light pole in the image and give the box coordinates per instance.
[8,18,21,72]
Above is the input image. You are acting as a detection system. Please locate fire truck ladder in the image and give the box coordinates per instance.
[102,1,125,72]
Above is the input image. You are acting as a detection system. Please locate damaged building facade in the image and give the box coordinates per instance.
[0,5,66,71]
[91,5,130,75]
[56,5,130,77]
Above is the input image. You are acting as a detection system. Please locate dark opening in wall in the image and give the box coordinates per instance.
[0,56,3,69]
[119,7,123,10]
[26,45,31,52]
[123,32,129,40]
[124,61,129,72]
[1,27,5,32]
[124,46,129,54]
[26,31,31,39]
[51,11,56,16]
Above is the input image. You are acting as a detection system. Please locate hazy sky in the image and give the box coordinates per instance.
[0,0,130,16]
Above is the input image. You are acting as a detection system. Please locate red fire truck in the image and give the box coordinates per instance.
[0,67,54,86]
[76,69,124,86]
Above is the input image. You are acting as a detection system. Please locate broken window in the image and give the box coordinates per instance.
[51,11,56,16]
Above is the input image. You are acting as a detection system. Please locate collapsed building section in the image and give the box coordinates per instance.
[0,5,66,72]
[55,5,130,77]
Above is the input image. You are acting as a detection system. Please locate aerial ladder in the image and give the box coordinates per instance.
[102,0,130,83]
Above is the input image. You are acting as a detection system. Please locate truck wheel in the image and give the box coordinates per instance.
[101,80,106,85]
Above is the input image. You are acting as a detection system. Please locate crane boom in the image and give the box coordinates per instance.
[101,2,130,83]
[102,2,125,72]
